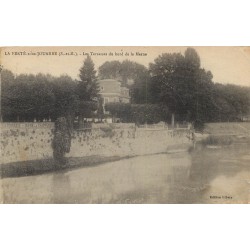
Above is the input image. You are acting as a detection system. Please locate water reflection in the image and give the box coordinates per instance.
[51,172,71,203]
[48,153,193,203]
[187,144,250,203]
[49,144,250,204]
[2,143,250,203]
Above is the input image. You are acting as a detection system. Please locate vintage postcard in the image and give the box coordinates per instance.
[0,46,250,204]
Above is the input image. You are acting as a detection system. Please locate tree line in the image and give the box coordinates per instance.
[1,48,250,128]
[1,56,100,125]
[103,48,250,128]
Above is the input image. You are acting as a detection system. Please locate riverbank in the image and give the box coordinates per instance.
[0,142,192,179]
[0,155,131,179]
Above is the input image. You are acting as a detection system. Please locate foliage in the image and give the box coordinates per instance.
[2,48,250,126]
[98,59,148,85]
[100,126,115,138]
[148,48,250,125]
[1,57,101,123]
[131,104,168,124]
[77,56,100,121]
[98,61,121,80]
[52,117,71,165]
[2,72,55,121]
[1,70,78,122]
[78,55,99,101]
[78,100,98,117]
[211,83,250,122]
[105,102,132,122]
[105,102,168,124]
[52,75,79,127]
[96,97,104,120]
[149,48,216,126]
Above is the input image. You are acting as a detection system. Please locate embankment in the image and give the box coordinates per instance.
[0,122,192,165]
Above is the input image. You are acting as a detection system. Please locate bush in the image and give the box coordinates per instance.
[100,126,115,138]
[105,103,168,124]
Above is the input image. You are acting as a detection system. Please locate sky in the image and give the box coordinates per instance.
[1,46,250,87]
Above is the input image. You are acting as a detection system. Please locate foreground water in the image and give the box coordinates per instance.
[1,144,250,203]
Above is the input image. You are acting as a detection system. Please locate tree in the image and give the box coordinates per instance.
[98,61,121,79]
[149,52,186,124]
[211,83,250,122]
[52,117,71,166]
[77,56,100,123]
[105,102,131,122]
[1,70,79,123]
[105,102,168,124]
[149,48,215,129]
[1,69,15,87]
[52,75,79,126]
[78,55,99,101]
[96,97,104,121]
[184,47,201,70]
[1,69,16,121]
[130,104,167,124]
[2,73,55,122]
[128,65,150,104]
[98,59,148,85]
[30,74,55,121]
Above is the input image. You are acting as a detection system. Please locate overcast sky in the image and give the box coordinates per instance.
[1,46,250,87]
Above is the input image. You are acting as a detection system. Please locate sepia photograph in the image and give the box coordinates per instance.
[0,46,250,204]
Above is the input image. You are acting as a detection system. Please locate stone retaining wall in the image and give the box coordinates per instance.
[0,123,192,164]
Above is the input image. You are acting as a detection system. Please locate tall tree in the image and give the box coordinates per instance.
[212,83,250,122]
[1,69,16,121]
[149,48,215,128]
[2,73,55,122]
[78,55,99,101]
[77,56,99,122]
[98,60,148,85]
[149,52,186,124]
[1,70,79,122]
[52,75,79,126]
[98,61,121,79]
[184,47,201,69]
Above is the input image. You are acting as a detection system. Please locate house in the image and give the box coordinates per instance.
[98,79,130,105]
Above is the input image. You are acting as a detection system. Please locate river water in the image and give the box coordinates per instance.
[1,144,250,203]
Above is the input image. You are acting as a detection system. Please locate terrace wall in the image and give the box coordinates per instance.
[0,123,192,164]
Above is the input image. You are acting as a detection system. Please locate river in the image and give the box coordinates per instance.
[1,143,250,203]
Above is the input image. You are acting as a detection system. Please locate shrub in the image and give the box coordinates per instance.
[105,102,168,124]
[100,126,115,138]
